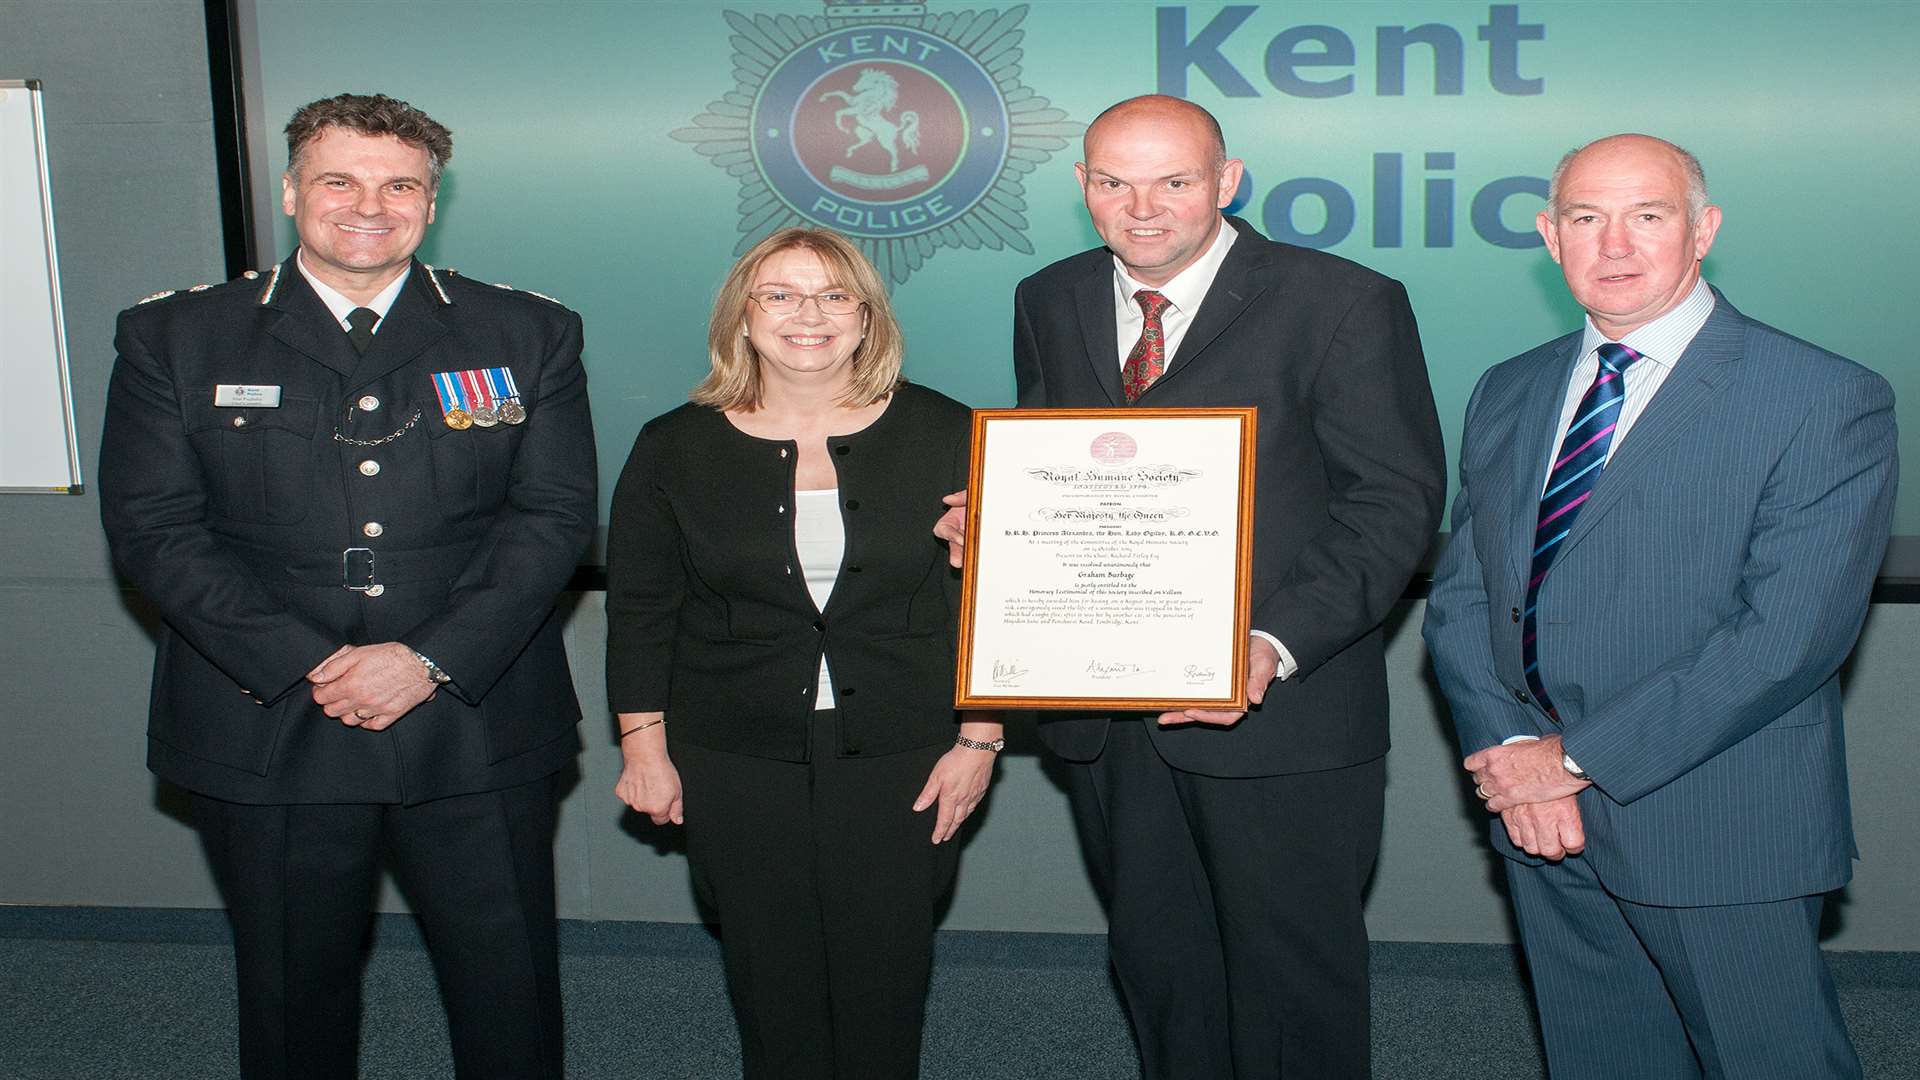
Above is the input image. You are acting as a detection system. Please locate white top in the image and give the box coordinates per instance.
[1109,218,1239,369]
[793,488,846,710]
[1106,219,1295,681]
[295,249,409,334]
[1547,277,1716,477]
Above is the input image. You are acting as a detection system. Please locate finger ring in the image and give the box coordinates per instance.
[1475,783,1490,800]
[355,710,372,720]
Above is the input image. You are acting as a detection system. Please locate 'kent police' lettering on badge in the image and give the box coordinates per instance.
[673,1,1084,284]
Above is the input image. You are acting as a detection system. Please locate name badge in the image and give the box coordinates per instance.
[214,384,282,408]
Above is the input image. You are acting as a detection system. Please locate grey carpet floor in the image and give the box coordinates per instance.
[3,913,1915,1079]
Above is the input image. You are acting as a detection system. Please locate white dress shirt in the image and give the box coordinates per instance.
[1546,277,1716,478]
[1110,218,1238,369]
[295,249,409,335]
[1107,220,1299,682]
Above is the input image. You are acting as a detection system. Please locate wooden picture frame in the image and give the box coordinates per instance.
[955,407,1257,710]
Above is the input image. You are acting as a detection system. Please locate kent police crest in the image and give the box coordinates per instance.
[673,2,1083,285]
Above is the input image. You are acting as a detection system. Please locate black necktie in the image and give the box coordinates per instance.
[346,307,379,354]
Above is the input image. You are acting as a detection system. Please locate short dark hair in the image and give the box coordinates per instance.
[284,93,453,189]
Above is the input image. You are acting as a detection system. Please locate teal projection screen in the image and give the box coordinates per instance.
[234,1,1920,569]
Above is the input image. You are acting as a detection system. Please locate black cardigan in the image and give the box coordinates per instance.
[605,382,972,762]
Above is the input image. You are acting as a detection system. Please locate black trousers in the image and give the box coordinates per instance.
[192,773,564,1080]
[1065,720,1385,1080]
[673,711,959,1080]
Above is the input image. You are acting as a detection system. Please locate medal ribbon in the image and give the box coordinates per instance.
[431,371,468,416]
[482,367,518,404]
[458,369,496,413]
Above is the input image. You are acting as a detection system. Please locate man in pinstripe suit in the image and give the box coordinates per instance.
[1423,134,1895,1079]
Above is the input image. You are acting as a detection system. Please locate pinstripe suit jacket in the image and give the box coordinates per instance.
[1424,289,1897,906]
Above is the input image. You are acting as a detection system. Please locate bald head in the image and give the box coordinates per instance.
[1536,132,1722,339]
[1074,95,1244,286]
[1549,134,1708,222]
[1086,95,1227,171]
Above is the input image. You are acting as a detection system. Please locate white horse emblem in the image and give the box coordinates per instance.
[819,69,924,179]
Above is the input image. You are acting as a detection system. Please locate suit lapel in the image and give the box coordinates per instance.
[1072,268,1125,406]
[1159,218,1268,387]
[344,265,449,391]
[1507,336,1584,583]
[265,260,358,377]
[1556,297,1743,559]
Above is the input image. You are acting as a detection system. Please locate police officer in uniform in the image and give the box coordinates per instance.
[98,93,594,1079]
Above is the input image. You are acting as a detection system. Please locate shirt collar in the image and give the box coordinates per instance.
[1577,277,1716,371]
[1112,216,1239,316]
[294,249,411,331]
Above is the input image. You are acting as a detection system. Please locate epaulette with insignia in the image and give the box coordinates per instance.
[138,267,272,307]
[434,266,570,308]
[488,279,568,306]
[256,262,284,305]
[421,263,454,305]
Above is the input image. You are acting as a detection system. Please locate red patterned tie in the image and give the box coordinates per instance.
[1122,290,1172,403]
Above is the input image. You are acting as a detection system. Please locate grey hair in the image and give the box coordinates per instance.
[1546,134,1708,222]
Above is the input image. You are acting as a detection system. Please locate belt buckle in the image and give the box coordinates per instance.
[342,547,376,591]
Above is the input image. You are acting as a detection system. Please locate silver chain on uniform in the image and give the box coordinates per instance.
[333,410,423,447]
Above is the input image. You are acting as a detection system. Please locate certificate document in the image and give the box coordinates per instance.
[956,408,1256,710]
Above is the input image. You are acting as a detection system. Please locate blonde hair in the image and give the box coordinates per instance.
[695,228,905,411]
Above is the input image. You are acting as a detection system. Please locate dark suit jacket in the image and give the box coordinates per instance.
[1424,289,1897,906]
[604,382,971,762]
[1016,216,1446,777]
[99,258,596,805]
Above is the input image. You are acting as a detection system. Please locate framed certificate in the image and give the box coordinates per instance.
[955,407,1257,710]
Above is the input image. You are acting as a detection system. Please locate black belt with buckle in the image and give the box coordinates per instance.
[232,540,477,589]
[342,547,377,591]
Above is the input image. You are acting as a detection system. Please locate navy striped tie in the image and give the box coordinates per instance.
[1523,342,1640,718]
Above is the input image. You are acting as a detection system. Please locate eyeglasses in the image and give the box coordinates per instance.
[748,289,866,317]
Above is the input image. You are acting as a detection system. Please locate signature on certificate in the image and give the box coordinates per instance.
[1086,659,1154,680]
[991,659,1029,687]
[1183,664,1217,684]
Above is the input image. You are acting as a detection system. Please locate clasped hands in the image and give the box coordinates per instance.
[307,642,438,731]
[1464,734,1590,861]
[935,491,1279,728]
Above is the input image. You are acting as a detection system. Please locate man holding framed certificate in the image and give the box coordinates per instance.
[943,96,1444,1079]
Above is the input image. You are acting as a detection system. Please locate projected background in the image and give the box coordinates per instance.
[240,0,1920,550]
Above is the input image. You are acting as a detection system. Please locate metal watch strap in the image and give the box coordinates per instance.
[955,734,1005,753]
[413,650,452,685]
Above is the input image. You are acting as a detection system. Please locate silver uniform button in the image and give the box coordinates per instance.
[364,583,386,597]
[358,460,380,476]
[232,416,247,428]
[358,395,381,411]
[362,521,384,538]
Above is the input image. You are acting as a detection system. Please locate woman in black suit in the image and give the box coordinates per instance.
[605,227,1002,1079]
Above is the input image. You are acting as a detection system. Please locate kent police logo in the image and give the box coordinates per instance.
[673,2,1083,285]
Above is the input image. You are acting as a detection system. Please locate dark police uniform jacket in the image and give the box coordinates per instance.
[99,257,596,805]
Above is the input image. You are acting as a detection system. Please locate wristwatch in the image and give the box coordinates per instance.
[955,734,1006,753]
[1562,752,1590,781]
[412,649,452,686]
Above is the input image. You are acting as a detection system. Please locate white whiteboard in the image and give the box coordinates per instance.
[0,79,82,494]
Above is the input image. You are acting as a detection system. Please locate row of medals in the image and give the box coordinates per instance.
[444,397,526,430]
